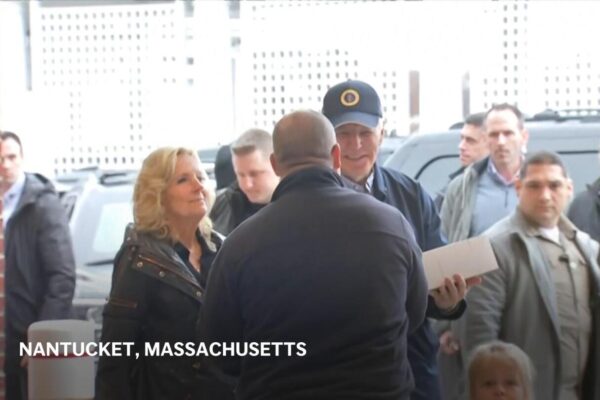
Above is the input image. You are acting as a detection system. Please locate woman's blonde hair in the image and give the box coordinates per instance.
[468,341,534,400]
[133,146,216,250]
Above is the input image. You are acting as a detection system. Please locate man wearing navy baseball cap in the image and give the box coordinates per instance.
[322,80,384,188]
[322,80,481,400]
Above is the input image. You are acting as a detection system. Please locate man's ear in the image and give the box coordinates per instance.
[521,128,530,145]
[515,178,523,198]
[377,123,385,145]
[270,153,282,177]
[331,143,341,171]
[566,177,574,199]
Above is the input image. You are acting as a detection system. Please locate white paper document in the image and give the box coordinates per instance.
[422,236,499,290]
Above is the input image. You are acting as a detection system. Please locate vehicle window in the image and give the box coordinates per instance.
[92,202,134,257]
[411,150,597,198]
[557,151,598,194]
[414,155,460,196]
[197,148,219,163]
[377,148,395,165]
[71,185,134,266]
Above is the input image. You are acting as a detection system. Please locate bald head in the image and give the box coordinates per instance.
[271,110,340,177]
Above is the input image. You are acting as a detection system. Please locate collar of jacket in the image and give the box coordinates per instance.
[468,156,490,178]
[11,173,56,216]
[370,163,388,201]
[509,208,578,241]
[125,228,205,290]
[588,176,600,200]
[457,157,490,207]
[271,165,344,201]
[448,165,466,180]
[173,230,220,264]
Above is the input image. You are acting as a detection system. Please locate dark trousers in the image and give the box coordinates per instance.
[4,329,28,400]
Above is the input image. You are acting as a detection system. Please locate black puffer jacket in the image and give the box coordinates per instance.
[95,228,233,400]
[199,166,429,400]
[4,172,75,352]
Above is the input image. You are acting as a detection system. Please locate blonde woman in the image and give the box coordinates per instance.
[96,147,233,400]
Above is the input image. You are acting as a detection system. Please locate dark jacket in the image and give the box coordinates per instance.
[214,144,235,190]
[370,164,465,400]
[96,228,233,400]
[199,166,429,400]
[4,172,75,343]
[210,181,265,236]
[568,177,600,243]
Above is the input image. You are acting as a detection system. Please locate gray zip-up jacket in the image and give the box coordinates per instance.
[440,157,489,242]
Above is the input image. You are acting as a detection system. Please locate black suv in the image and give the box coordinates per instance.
[384,109,600,198]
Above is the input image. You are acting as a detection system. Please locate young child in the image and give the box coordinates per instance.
[467,341,535,400]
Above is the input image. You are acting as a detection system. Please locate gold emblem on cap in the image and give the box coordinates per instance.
[340,89,360,107]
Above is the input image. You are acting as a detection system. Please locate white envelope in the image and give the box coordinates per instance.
[423,236,499,290]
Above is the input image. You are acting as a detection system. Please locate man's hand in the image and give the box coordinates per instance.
[439,330,460,355]
[429,274,482,312]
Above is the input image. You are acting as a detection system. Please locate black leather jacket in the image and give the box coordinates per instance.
[95,227,233,400]
[210,181,266,236]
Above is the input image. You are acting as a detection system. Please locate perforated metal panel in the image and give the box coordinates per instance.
[527,2,600,111]
[29,1,186,174]
[236,0,412,135]
[238,1,600,132]
[13,0,600,179]
[28,1,232,175]
[469,1,600,114]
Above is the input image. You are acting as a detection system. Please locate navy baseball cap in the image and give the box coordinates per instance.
[322,80,383,129]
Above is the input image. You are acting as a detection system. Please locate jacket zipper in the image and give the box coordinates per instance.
[137,254,203,292]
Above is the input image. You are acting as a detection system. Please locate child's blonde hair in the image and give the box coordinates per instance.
[468,341,534,399]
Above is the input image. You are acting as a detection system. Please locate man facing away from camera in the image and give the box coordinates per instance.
[199,110,428,400]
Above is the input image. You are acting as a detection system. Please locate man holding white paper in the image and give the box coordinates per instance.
[321,80,480,400]
[422,236,498,291]
[453,151,600,400]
